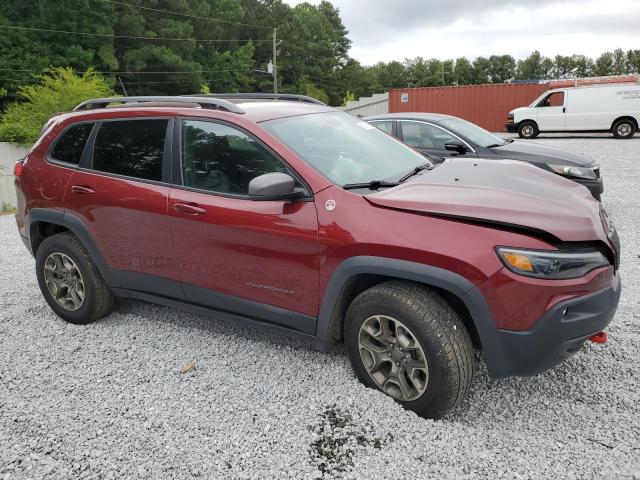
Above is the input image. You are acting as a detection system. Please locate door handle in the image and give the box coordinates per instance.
[71,185,96,194]
[563,107,566,113]
[174,202,207,215]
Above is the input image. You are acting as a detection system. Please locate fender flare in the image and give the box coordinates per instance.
[316,256,508,378]
[28,208,116,286]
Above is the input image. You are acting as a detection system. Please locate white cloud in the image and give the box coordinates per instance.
[282,0,640,64]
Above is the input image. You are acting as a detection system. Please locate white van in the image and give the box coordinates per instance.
[506,83,640,139]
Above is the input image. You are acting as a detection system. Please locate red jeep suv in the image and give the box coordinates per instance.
[14,94,621,418]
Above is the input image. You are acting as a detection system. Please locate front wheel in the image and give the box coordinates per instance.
[344,281,475,419]
[612,119,636,139]
[517,120,539,139]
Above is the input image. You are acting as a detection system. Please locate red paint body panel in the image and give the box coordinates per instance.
[366,159,608,243]
[168,188,320,317]
[390,84,550,131]
[313,186,559,306]
[64,170,178,281]
[478,266,616,331]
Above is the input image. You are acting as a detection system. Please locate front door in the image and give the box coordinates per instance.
[535,91,566,131]
[168,119,320,334]
[64,118,182,296]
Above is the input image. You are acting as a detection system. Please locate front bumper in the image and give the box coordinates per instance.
[495,272,621,377]
[505,122,517,133]
[573,177,604,197]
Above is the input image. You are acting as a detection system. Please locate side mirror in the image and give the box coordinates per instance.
[444,140,468,154]
[248,172,303,201]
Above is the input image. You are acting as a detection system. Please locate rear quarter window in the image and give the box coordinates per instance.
[92,119,168,182]
[50,123,94,165]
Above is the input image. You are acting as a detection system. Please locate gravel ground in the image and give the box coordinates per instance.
[1,136,639,480]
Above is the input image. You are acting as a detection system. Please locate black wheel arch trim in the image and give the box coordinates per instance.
[28,208,116,286]
[315,256,508,377]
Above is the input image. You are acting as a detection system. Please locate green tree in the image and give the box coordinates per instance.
[627,50,640,73]
[0,68,113,145]
[487,55,516,83]
[454,57,474,85]
[612,48,628,75]
[472,57,491,84]
[594,52,614,76]
[0,0,116,104]
[200,42,255,93]
[277,1,350,105]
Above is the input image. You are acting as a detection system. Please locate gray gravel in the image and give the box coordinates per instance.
[1,136,639,480]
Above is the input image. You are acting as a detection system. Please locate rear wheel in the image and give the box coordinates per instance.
[517,120,539,139]
[344,281,475,419]
[36,232,115,324]
[612,118,636,139]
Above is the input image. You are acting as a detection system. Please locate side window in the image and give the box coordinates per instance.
[93,119,167,181]
[181,120,290,195]
[371,121,394,135]
[539,92,564,107]
[50,123,93,165]
[400,122,456,150]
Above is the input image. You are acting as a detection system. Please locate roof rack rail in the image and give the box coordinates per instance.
[73,96,245,114]
[182,93,326,105]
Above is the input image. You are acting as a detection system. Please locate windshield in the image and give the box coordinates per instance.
[262,111,430,186]
[437,117,506,148]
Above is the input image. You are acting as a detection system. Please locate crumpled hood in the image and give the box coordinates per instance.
[491,140,594,167]
[366,159,608,243]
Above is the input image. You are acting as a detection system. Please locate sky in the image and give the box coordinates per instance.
[283,0,640,65]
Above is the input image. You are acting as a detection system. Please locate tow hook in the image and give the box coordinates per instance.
[589,332,608,344]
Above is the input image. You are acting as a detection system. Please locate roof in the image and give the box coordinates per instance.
[364,112,459,122]
[60,98,334,125]
[237,101,334,122]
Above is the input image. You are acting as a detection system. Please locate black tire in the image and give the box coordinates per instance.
[612,118,636,139]
[35,232,115,324]
[517,120,539,139]
[344,280,475,419]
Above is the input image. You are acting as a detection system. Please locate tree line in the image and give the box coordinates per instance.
[0,0,639,108]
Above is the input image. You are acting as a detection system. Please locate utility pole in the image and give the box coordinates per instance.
[272,28,278,94]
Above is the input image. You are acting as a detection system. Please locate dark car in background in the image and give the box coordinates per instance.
[365,113,604,199]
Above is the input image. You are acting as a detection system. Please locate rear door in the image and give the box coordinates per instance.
[167,118,320,333]
[398,121,474,159]
[64,117,182,297]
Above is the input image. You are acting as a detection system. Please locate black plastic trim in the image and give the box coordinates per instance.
[112,288,323,348]
[183,284,316,335]
[496,273,621,377]
[315,256,508,375]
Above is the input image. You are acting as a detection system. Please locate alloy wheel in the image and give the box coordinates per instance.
[357,315,429,401]
[44,252,85,311]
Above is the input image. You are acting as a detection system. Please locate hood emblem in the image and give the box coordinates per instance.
[325,199,336,211]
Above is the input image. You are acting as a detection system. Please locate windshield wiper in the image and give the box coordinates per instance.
[398,163,432,183]
[343,180,399,190]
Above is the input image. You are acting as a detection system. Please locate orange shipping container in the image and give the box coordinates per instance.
[389,84,549,132]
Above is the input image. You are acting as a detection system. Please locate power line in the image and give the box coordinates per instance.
[0,67,260,75]
[104,0,275,30]
[0,25,271,43]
